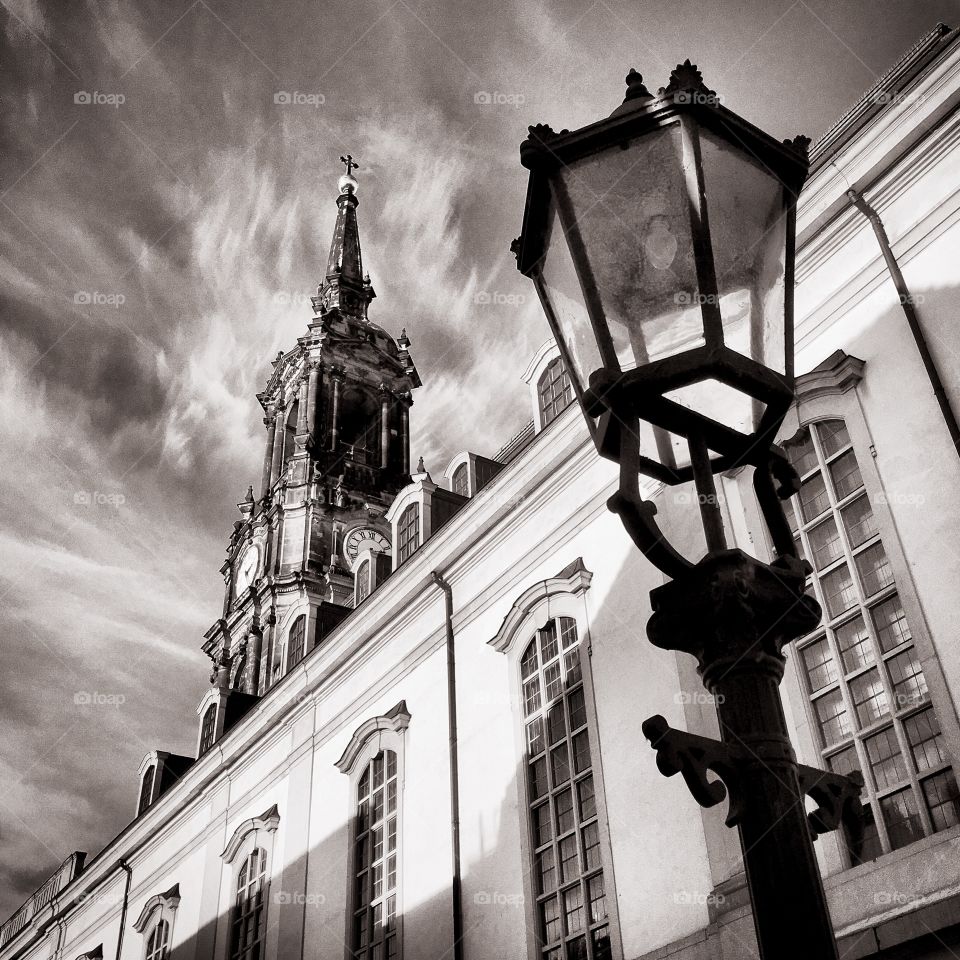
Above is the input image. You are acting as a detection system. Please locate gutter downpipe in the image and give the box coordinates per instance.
[431,571,464,960]
[115,860,132,960]
[847,187,960,459]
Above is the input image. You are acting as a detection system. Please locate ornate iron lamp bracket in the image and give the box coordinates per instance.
[642,714,747,827]
[643,715,865,841]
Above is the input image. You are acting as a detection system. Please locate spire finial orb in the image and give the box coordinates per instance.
[339,154,359,195]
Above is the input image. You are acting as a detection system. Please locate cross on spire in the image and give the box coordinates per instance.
[340,154,357,176]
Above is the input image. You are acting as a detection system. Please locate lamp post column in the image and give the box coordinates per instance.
[647,551,838,959]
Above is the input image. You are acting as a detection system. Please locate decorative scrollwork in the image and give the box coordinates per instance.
[642,715,746,827]
[798,764,865,841]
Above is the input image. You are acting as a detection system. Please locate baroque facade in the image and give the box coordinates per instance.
[5,22,960,960]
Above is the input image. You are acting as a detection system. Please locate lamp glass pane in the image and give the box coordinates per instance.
[699,129,788,375]
[535,205,605,393]
[553,125,704,371]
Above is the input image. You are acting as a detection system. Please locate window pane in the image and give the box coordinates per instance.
[821,563,857,619]
[787,428,818,476]
[527,717,545,757]
[533,802,553,847]
[555,788,575,834]
[799,472,829,522]
[856,542,894,597]
[544,662,563,702]
[568,688,587,732]
[784,495,798,533]
[841,496,878,548]
[922,769,960,832]
[801,638,837,692]
[577,777,596,822]
[835,616,873,674]
[829,450,864,500]
[582,822,601,870]
[814,688,851,747]
[887,648,928,711]
[540,896,561,944]
[537,848,556,894]
[865,726,907,790]
[818,419,851,458]
[880,788,924,850]
[521,641,539,679]
[559,835,579,883]
[563,886,585,935]
[540,622,559,664]
[849,803,883,864]
[828,745,861,779]
[809,516,843,569]
[850,668,888,728]
[904,707,947,772]
[872,595,911,653]
[588,874,607,923]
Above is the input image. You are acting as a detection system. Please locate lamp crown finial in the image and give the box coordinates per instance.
[623,68,652,102]
[783,134,812,159]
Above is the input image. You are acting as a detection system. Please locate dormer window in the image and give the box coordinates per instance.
[138,766,156,816]
[452,462,469,497]
[356,559,371,604]
[538,355,573,427]
[288,615,306,668]
[199,705,217,756]
[397,504,419,564]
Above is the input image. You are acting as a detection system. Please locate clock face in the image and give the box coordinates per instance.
[343,527,390,569]
[234,543,260,596]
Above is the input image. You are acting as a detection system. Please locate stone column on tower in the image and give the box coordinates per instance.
[379,385,391,469]
[295,375,309,452]
[270,403,285,487]
[260,408,277,500]
[306,362,320,446]
[329,367,345,452]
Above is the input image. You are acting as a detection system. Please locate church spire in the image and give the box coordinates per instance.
[316,156,374,319]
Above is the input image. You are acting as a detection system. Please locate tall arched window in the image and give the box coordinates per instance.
[522,617,611,959]
[230,848,268,960]
[784,418,959,860]
[452,463,469,498]
[397,504,419,565]
[137,766,155,816]
[538,356,573,428]
[352,751,399,960]
[199,704,217,756]
[287,615,306,669]
[145,919,169,960]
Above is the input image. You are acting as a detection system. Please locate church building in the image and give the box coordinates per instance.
[4,22,960,960]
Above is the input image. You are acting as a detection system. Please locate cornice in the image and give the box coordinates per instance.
[220,805,280,863]
[795,351,865,403]
[334,701,411,775]
[131,883,180,933]
[489,558,594,654]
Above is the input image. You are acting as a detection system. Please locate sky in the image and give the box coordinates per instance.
[1,0,958,919]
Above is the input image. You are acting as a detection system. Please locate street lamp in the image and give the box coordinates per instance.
[514,62,863,960]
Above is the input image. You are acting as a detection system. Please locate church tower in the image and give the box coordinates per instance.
[198,159,421,746]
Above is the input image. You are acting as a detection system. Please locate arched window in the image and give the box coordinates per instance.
[397,504,419,565]
[538,356,573,428]
[137,766,155,816]
[785,419,959,861]
[521,617,611,959]
[145,919,169,960]
[356,559,371,605]
[352,751,400,960]
[230,848,268,960]
[339,386,380,466]
[452,463,469,498]
[199,704,217,756]
[287,615,306,669]
[283,402,298,469]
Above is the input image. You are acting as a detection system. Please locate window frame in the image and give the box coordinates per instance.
[336,708,410,960]
[199,704,217,756]
[287,614,307,670]
[537,356,574,429]
[768,380,960,872]
[137,765,156,816]
[489,568,622,960]
[397,504,419,565]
